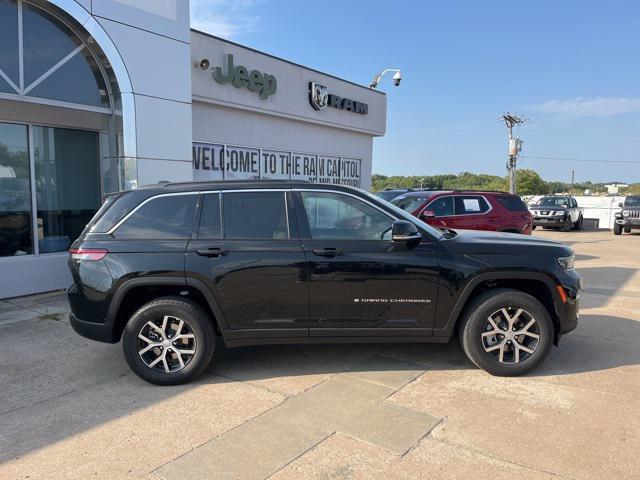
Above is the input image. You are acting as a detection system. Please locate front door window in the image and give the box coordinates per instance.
[300,191,393,240]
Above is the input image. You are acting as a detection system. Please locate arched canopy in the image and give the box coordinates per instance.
[0,0,111,110]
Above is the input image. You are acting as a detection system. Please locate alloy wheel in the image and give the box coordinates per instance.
[481,307,540,364]
[137,315,197,373]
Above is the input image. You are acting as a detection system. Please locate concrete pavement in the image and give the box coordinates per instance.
[0,230,638,479]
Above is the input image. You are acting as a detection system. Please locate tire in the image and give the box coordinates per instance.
[458,288,554,376]
[624,227,631,233]
[613,224,622,235]
[122,296,215,385]
[531,225,537,230]
[573,215,583,231]
[562,217,572,232]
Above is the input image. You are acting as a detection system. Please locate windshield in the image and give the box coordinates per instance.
[392,196,430,212]
[375,190,405,201]
[536,197,568,207]
[362,190,444,238]
[625,196,640,207]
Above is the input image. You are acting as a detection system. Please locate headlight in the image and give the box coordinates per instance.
[554,211,565,216]
[557,255,575,270]
[622,210,630,217]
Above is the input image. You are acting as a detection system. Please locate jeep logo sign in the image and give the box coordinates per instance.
[308,82,368,115]
[212,54,277,100]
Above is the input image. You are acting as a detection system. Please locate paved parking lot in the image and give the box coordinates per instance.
[0,230,638,479]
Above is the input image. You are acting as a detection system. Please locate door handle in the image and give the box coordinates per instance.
[196,247,228,258]
[312,248,345,257]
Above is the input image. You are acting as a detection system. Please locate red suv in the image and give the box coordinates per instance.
[391,190,533,235]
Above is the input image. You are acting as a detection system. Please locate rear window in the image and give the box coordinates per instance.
[496,195,528,212]
[454,196,490,214]
[113,194,197,239]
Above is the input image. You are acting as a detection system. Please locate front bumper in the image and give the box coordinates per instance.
[615,218,640,228]
[556,269,581,338]
[533,216,567,227]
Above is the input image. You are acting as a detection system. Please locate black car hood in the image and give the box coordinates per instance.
[442,229,572,256]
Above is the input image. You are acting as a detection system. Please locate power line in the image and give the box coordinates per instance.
[521,155,639,165]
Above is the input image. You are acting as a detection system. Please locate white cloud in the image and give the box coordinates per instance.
[529,97,640,118]
[190,0,261,38]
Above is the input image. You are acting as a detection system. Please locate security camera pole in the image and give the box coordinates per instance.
[501,113,526,194]
[370,68,402,89]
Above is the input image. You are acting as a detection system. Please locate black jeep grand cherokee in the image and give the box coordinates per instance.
[68,181,580,385]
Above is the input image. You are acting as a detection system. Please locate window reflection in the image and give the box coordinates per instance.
[0,122,33,257]
[0,0,19,86]
[34,127,100,253]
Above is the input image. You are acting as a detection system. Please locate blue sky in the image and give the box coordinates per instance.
[190,0,640,183]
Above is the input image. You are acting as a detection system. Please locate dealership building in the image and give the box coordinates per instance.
[0,0,387,299]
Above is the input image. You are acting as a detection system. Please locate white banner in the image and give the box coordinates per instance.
[193,142,361,187]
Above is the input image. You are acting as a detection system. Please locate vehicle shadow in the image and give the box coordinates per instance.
[576,266,638,308]
[1,266,637,468]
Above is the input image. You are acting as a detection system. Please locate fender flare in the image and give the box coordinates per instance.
[435,270,563,338]
[106,276,230,340]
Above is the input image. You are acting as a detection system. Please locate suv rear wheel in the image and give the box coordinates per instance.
[122,297,215,385]
[459,288,553,376]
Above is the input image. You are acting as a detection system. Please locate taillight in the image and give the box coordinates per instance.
[69,248,108,261]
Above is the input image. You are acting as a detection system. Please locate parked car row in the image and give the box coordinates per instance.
[379,189,638,237]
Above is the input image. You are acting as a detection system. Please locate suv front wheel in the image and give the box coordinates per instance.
[122,297,215,385]
[459,289,553,376]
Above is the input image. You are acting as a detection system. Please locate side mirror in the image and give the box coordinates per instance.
[420,210,436,220]
[619,202,624,208]
[391,220,422,248]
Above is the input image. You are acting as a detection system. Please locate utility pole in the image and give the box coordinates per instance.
[571,170,575,191]
[500,113,526,194]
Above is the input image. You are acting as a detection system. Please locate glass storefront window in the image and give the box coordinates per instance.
[22,2,83,87]
[34,126,100,253]
[0,0,19,88]
[0,0,110,109]
[0,122,33,257]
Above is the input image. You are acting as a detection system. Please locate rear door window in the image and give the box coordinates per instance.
[454,196,490,214]
[496,195,528,212]
[222,191,289,239]
[114,194,197,239]
[197,193,222,238]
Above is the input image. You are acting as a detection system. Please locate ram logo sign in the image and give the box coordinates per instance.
[308,82,368,115]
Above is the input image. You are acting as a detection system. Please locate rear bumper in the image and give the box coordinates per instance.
[69,313,118,344]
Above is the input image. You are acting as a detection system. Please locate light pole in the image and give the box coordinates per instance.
[370,69,402,89]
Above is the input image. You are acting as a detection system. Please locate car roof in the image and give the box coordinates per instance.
[128,179,364,195]
[394,189,512,198]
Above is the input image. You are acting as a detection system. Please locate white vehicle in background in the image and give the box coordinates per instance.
[530,195,584,232]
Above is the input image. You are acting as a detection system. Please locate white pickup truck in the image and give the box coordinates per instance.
[530,195,584,231]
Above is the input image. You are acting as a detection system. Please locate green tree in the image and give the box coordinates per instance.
[515,169,549,195]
